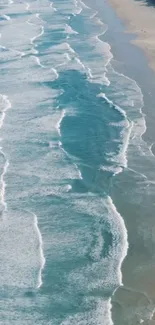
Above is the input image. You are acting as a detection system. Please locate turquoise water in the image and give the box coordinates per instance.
[0,0,152,324]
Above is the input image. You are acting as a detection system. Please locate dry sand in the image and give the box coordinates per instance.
[107,0,155,71]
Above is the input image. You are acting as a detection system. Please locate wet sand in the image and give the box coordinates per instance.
[108,0,155,71]
[84,0,155,324]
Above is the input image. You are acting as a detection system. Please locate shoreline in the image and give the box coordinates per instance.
[107,0,155,72]
[83,0,155,324]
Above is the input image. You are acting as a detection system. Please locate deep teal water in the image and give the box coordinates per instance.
[0,0,151,324]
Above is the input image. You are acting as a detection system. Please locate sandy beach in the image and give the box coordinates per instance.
[107,0,155,71]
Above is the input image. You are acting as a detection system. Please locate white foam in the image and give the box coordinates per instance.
[0,209,44,288]
[66,13,110,85]
[107,196,128,284]
[0,15,41,54]
[39,43,75,70]
[0,95,11,129]
[149,142,155,157]
[100,165,123,176]
[75,57,86,70]
[66,184,72,192]
[58,140,83,180]
[88,36,111,86]
[66,42,76,54]
[106,65,151,163]
[65,24,79,35]
[32,55,45,68]
[63,193,128,325]
[27,19,35,26]
[74,162,83,179]
[33,212,46,288]
[89,10,98,19]
[53,0,82,15]
[30,25,44,44]
[61,298,113,325]
[56,109,66,137]
[29,0,56,15]
[2,14,11,20]
[0,153,9,213]
[31,48,38,54]
[96,94,133,170]
[52,67,59,79]
[97,93,128,120]
[0,95,11,215]
[64,52,72,62]
[50,2,57,12]
[79,0,90,9]
[25,2,30,11]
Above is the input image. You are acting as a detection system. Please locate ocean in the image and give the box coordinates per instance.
[0,0,155,324]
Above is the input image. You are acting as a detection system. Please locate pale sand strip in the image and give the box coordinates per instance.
[108,0,155,71]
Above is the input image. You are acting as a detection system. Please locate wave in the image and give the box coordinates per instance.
[64,0,150,174]
[24,2,30,11]
[30,25,44,54]
[56,191,128,325]
[65,184,72,192]
[58,140,83,180]
[106,195,128,285]
[0,153,9,213]
[48,3,152,324]
[56,109,66,137]
[0,95,11,215]
[2,14,11,20]
[0,1,151,324]
[65,9,110,85]
[50,2,57,12]
[32,55,45,68]
[97,92,133,169]
[0,94,11,128]
[65,23,79,35]
[33,211,46,288]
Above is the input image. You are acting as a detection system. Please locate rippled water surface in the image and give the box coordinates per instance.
[0,1,153,324]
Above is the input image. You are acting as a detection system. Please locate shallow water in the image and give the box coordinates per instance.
[0,0,155,324]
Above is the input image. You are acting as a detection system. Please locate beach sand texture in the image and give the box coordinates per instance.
[108,0,155,71]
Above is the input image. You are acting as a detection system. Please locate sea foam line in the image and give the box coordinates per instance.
[97,92,128,121]
[97,92,133,169]
[50,2,57,12]
[108,67,150,160]
[56,109,66,137]
[34,214,45,288]
[31,27,44,41]
[32,55,45,68]
[65,24,79,35]
[72,0,82,15]
[2,14,11,21]
[107,195,128,286]
[0,153,9,212]
[52,67,59,79]
[66,12,110,86]
[26,210,45,289]
[32,55,59,79]
[0,94,11,129]
[25,2,30,11]
[0,95,11,214]
[0,43,25,58]
[58,141,83,180]
[29,25,44,54]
